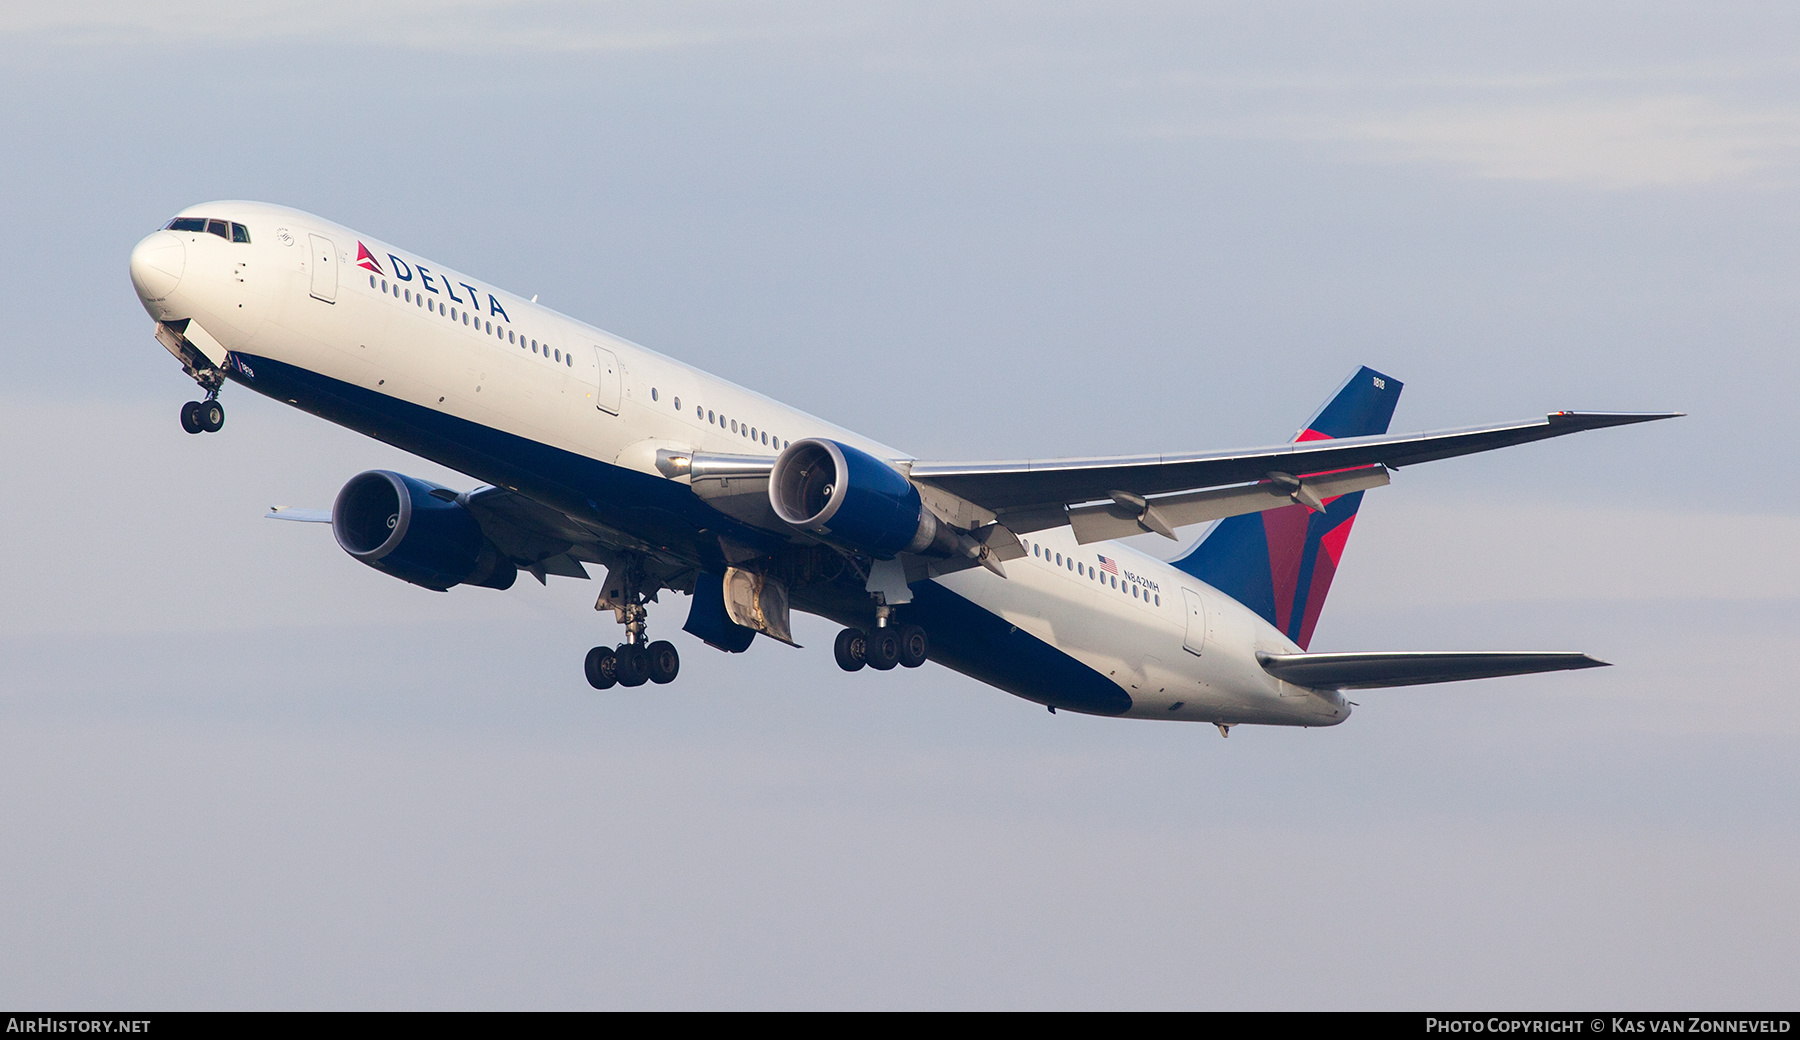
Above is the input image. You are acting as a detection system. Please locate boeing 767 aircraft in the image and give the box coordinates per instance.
[129,202,1674,733]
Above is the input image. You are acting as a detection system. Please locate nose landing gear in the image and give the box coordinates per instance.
[180,396,224,434]
[156,321,227,435]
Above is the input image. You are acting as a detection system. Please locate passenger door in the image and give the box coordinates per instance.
[589,346,621,414]
[307,234,337,303]
[1181,588,1208,657]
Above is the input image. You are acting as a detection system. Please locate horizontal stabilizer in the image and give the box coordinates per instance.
[1257,650,1608,689]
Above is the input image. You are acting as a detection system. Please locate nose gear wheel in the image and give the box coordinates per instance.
[179,398,224,434]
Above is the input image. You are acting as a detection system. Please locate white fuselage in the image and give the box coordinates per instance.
[131,201,1346,727]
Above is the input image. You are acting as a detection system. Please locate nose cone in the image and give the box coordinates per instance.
[129,231,185,302]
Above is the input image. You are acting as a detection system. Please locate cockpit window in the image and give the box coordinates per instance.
[164,217,251,243]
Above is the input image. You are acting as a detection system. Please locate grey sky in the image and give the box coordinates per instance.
[1,2,1795,1008]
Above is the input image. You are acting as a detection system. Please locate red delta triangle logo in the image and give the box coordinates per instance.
[355,242,384,276]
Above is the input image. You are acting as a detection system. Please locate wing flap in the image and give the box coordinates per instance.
[1258,650,1609,690]
[1066,465,1390,544]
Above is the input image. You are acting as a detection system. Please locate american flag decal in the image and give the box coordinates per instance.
[1096,555,1119,575]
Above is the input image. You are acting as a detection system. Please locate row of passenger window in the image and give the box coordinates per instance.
[167,217,250,243]
[645,386,790,451]
[371,274,569,367]
[1021,539,1161,606]
[371,266,792,444]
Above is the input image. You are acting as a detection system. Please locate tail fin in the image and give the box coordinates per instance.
[1172,366,1402,649]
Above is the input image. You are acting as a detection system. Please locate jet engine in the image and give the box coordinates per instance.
[769,438,961,559]
[332,470,517,591]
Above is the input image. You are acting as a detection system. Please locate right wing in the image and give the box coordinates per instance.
[909,411,1678,542]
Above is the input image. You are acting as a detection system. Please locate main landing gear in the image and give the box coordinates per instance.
[584,553,680,690]
[585,639,680,690]
[180,397,225,434]
[834,622,929,672]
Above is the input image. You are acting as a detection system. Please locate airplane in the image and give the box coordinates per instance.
[128,201,1676,734]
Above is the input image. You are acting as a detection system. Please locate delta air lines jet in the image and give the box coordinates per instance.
[129,202,1675,733]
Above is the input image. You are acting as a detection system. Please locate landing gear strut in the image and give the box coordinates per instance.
[585,554,680,690]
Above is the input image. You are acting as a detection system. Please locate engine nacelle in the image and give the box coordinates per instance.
[332,470,517,591]
[770,439,957,559]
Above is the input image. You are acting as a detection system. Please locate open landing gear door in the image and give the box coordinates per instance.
[722,567,797,646]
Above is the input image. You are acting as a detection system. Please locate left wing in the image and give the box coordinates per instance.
[265,489,700,589]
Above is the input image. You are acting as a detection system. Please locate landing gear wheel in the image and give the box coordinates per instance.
[614,644,651,687]
[866,628,901,671]
[180,401,204,434]
[584,646,617,689]
[198,399,225,432]
[834,628,868,672]
[897,624,929,668]
[646,640,680,684]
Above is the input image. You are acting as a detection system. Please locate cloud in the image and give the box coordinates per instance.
[1320,95,1800,188]
[0,0,765,53]
[1335,502,1800,607]
[17,5,1798,190]
[1151,92,1800,189]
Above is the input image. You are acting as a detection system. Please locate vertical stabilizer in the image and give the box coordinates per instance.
[1172,366,1402,648]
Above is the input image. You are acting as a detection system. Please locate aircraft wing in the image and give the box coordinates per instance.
[1257,650,1609,690]
[263,487,703,591]
[907,411,1677,541]
[452,485,710,592]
